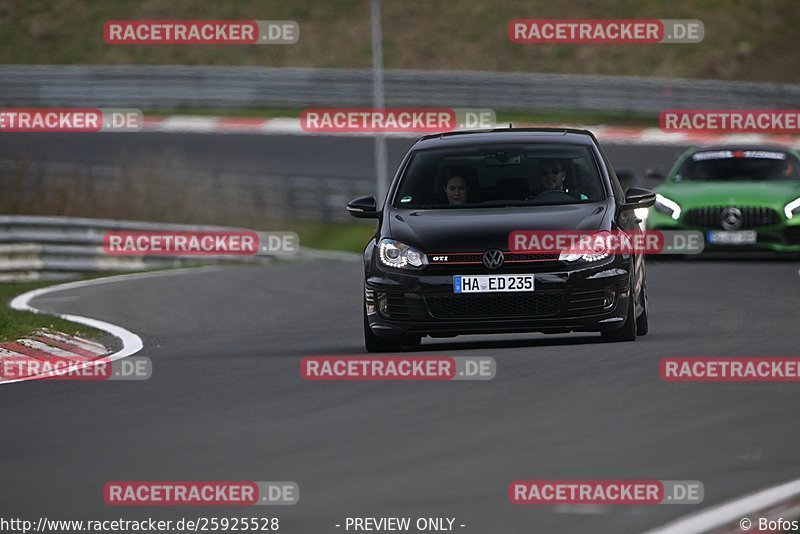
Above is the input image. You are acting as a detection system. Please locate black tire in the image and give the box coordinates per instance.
[363,304,403,353]
[601,285,637,343]
[636,284,649,336]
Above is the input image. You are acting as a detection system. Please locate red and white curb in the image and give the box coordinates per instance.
[2,267,237,384]
[0,271,175,383]
[139,116,800,147]
[0,329,111,381]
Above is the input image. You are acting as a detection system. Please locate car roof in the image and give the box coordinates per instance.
[412,128,599,150]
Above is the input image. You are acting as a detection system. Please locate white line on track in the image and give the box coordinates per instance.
[3,267,222,384]
[643,477,800,533]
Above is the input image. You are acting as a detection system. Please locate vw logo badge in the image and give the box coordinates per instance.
[720,207,743,230]
[482,249,505,269]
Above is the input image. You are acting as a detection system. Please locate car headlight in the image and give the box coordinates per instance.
[378,239,428,269]
[653,194,681,220]
[785,197,800,219]
[634,207,650,222]
[558,232,612,263]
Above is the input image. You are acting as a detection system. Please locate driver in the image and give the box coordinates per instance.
[537,159,567,192]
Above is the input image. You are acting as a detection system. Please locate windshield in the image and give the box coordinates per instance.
[674,150,800,182]
[393,143,606,208]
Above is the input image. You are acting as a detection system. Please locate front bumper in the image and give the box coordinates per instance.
[647,210,800,253]
[365,256,633,339]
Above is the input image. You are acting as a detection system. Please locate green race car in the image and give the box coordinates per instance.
[646,145,800,253]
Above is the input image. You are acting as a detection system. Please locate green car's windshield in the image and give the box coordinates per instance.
[674,150,800,182]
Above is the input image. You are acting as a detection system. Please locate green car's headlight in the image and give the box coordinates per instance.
[785,198,800,219]
[654,194,682,220]
[378,239,428,269]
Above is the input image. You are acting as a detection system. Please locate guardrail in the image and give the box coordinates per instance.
[0,215,355,282]
[2,65,799,113]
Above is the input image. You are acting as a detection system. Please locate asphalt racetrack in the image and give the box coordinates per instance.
[1,133,799,533]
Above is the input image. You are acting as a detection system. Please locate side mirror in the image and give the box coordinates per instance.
[644,165,666,181]
[622,187,656,209]
[347,196,379,219]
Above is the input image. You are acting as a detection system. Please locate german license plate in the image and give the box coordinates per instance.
[453,275,534,293]
[706,230,757,245]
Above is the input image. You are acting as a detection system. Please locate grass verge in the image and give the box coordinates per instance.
[2,0,799,83]
[287,222,374,253]
[0,279,103,342]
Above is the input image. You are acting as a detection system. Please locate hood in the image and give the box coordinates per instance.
[656,181,800,210]
[387,203,609,252]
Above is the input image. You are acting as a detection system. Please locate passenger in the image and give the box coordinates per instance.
[783,159,798,179]
[444,174,469,205]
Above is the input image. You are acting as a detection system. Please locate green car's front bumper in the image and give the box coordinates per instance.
[647,209,800,252]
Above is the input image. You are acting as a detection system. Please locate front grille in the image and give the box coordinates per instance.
[683,206,781,229]
[424,290,564,319]
[505,253,561,262]
[432,253,483,263]
[427,251,559,270]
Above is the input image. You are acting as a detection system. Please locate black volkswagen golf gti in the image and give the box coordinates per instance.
[347,128,656,352]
